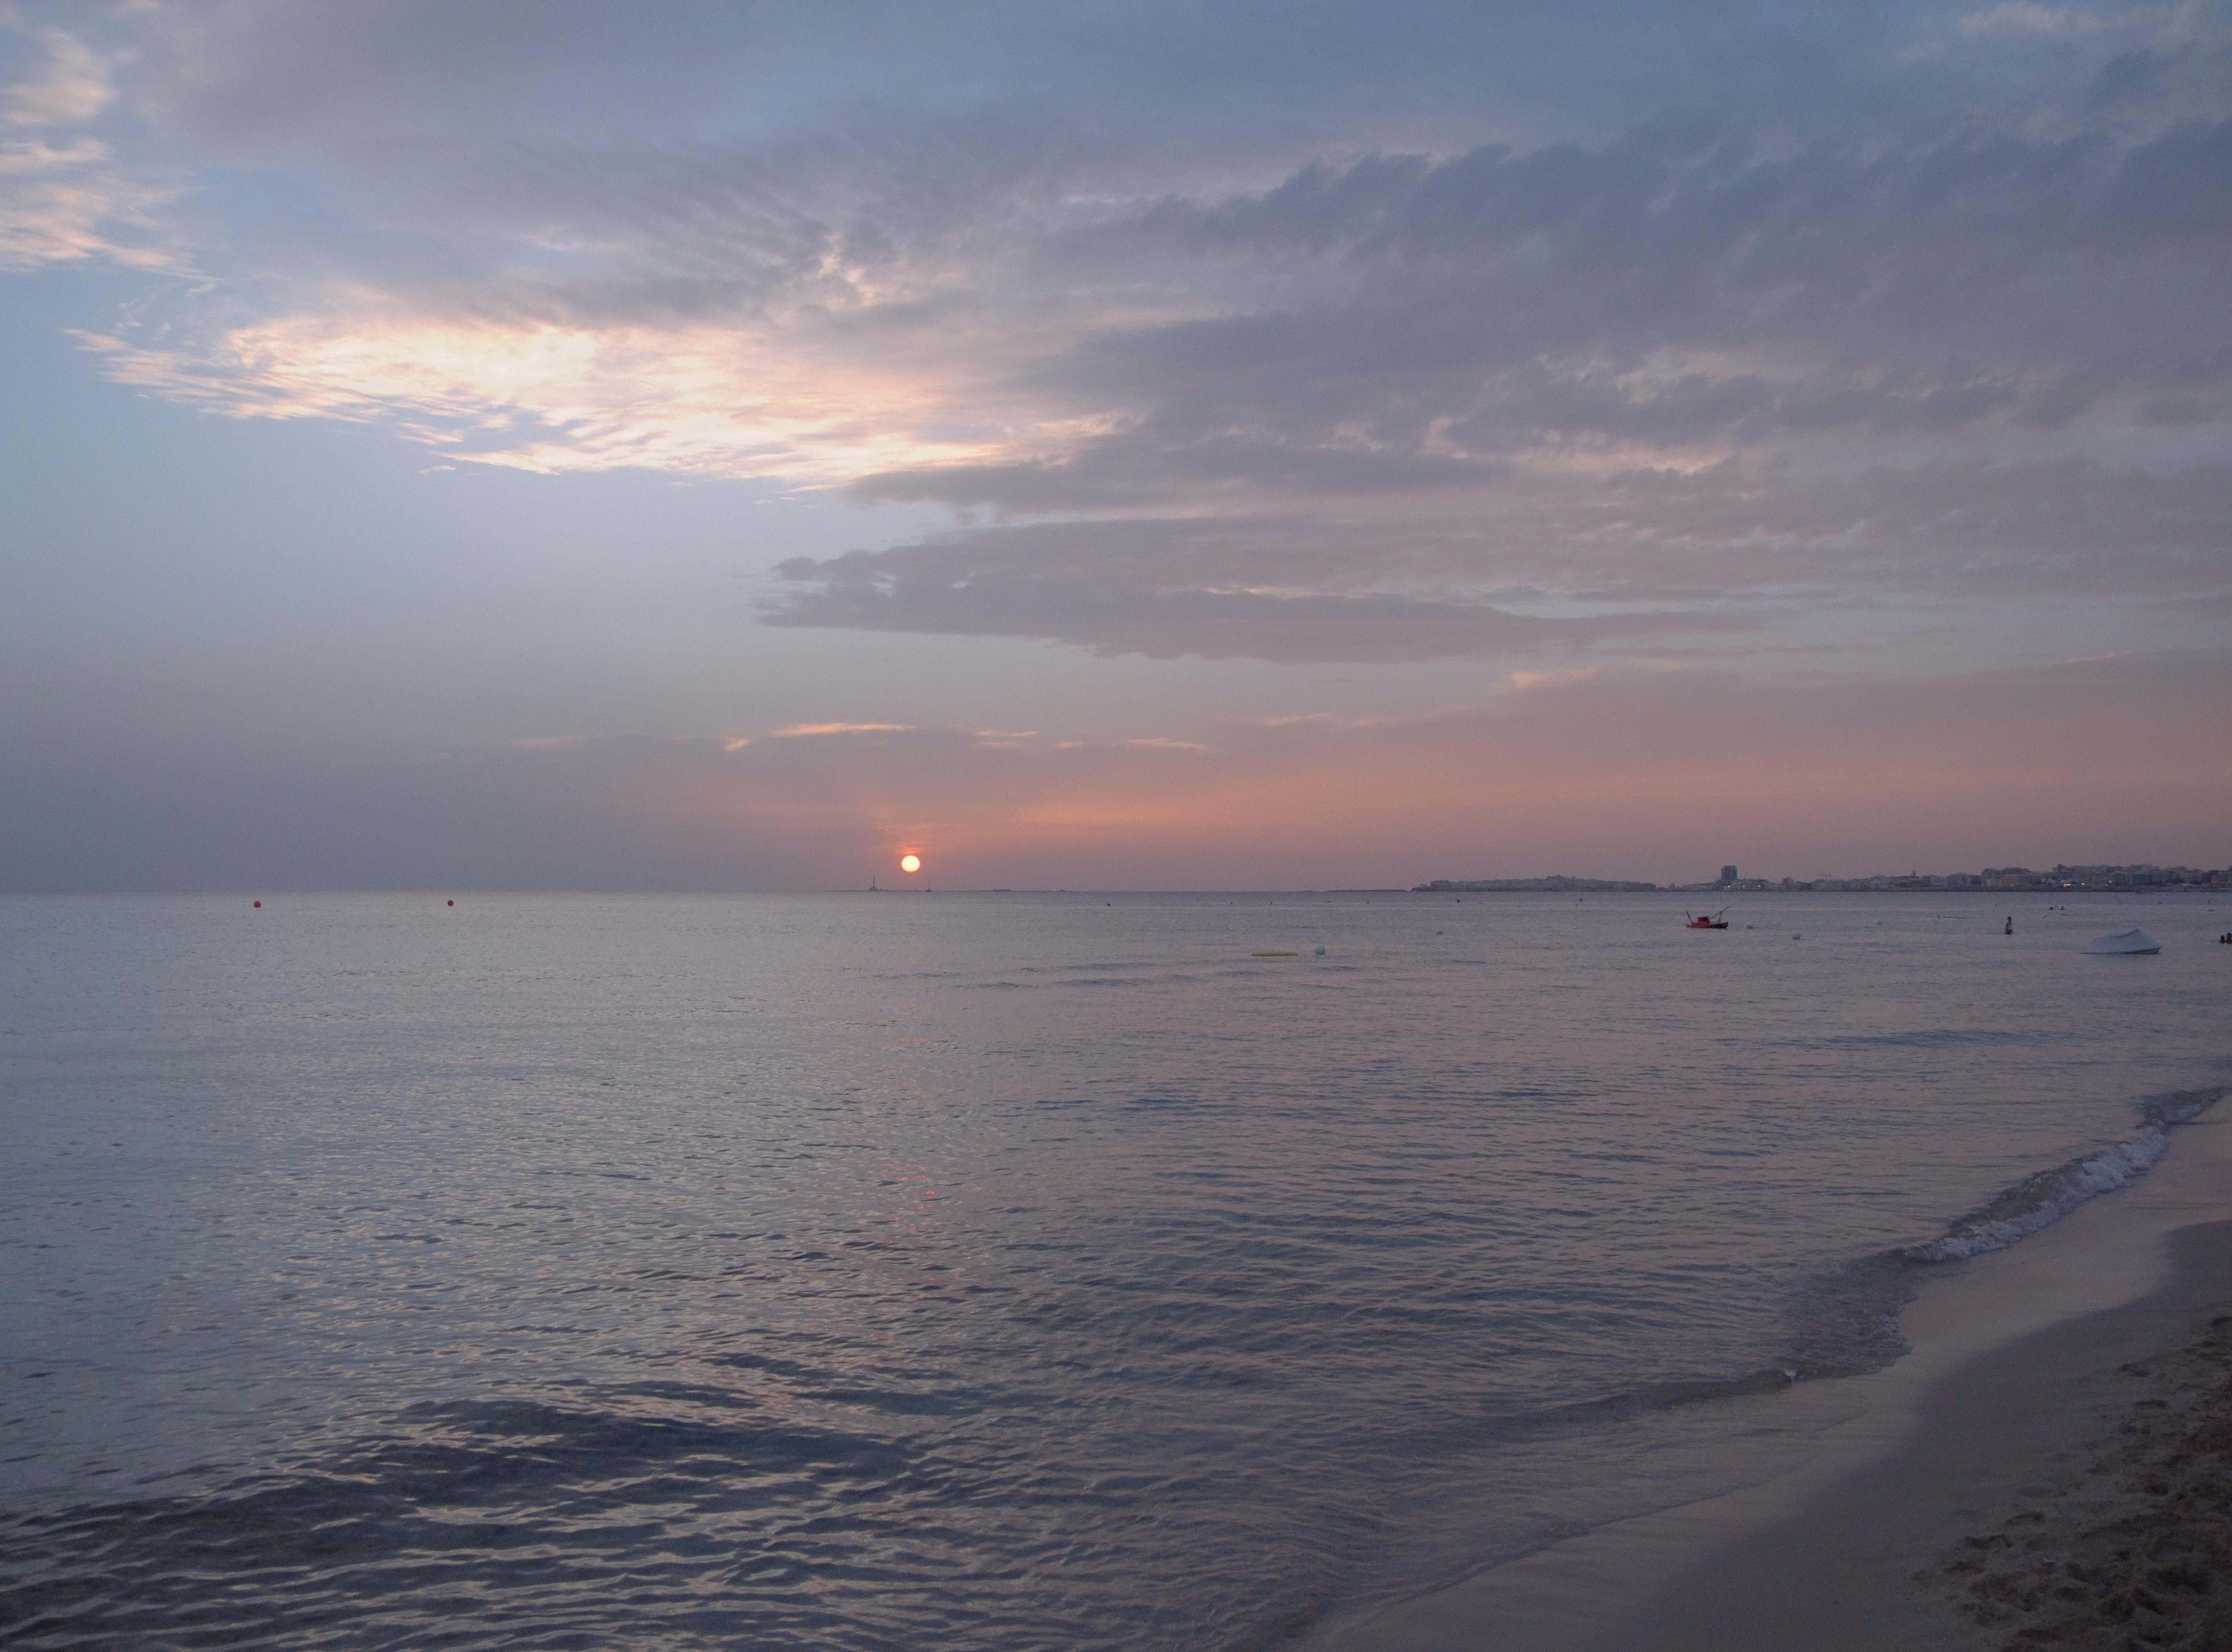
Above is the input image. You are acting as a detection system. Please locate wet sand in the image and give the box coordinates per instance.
[1306,1111,2232,1652]
[1582,1219,2232,1651]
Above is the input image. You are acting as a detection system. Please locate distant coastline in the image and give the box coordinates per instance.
[1417,860,2232,894]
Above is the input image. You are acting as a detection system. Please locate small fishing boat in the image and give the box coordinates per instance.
[2080,927,2161,956]
[1685,908,1730,930]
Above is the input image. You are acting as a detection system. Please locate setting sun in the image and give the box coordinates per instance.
[899,854,921,874]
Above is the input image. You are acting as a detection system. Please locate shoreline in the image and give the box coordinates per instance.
[1304,1106,2232,1651]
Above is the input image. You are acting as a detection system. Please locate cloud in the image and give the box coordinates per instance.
[73,304,1039,480]
[954,115,2232,499]
[766,457,2231,661]
[0,25,179,272]
[1960,3,2107,38]
[769,721,918,737]
[763,522,1763,663]
[1505,666,1617,692]
[6,0,2230,671]
[63,87,2218,664]
[2,25,114,128]
[47,16,2232,487]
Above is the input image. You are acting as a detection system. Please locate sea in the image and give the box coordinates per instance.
[2,890,2226,1650]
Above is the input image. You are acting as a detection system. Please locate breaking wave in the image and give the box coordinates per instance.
[1783,1087,2226,1379]
[1902,1088,2224,1264]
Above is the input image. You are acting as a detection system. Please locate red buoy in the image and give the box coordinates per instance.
[447,899,455,907]
[253,900,261,908]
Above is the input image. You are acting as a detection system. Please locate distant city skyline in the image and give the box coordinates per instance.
[2,2,2227,890]
[1421,862,2231,894]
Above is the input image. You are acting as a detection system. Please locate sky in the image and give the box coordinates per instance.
[1,0,2227,890]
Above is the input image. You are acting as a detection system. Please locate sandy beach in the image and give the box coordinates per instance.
[1307,1104,2232,1652]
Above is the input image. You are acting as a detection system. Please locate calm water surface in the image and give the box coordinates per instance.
[2,892,2226,1647]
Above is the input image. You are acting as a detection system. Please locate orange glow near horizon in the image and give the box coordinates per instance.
[534,652,2228,888]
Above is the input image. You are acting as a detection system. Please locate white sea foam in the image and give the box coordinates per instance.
[1902,1090,2222,1264]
